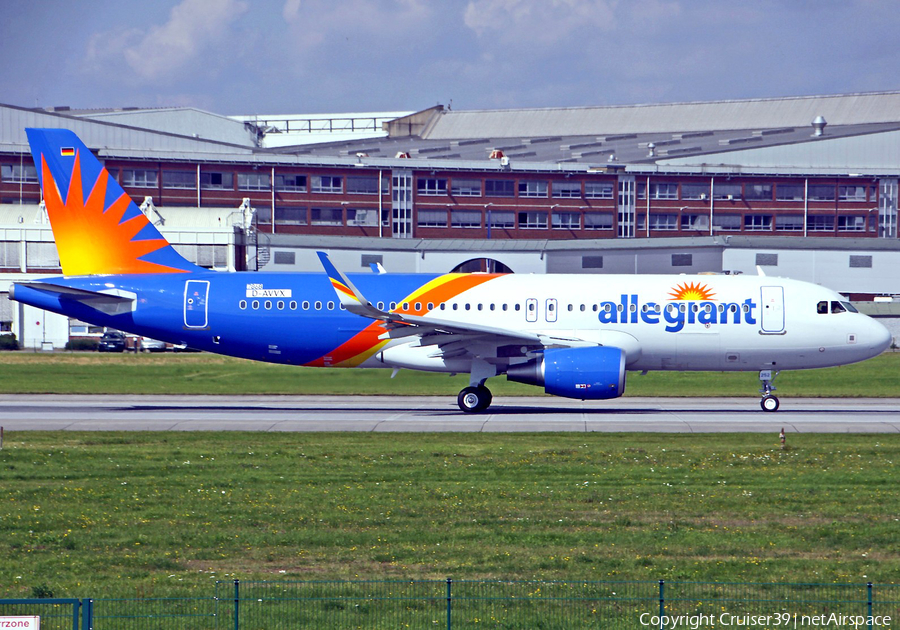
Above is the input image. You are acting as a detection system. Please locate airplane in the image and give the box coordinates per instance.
[9,128,893,413]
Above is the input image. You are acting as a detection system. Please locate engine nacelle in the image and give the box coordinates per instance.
[506,346,626,400]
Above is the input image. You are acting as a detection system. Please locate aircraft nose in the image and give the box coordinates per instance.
[866,318,893,354]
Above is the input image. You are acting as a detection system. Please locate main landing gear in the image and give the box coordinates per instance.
[458,385,493,413]
[759,369,780,412]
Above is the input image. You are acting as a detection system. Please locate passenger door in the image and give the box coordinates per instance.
[760,286,785,334]
[184,280,210,329]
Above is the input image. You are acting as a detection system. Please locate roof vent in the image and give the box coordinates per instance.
[811,115,827,137]
[647,142,656,158]
[489,149,505,159]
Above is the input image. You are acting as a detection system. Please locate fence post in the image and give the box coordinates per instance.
[446,578,452,630]
[659,580,665,630]
[81,598,92,630]
[233,579,240,630]
[867,582,873,630]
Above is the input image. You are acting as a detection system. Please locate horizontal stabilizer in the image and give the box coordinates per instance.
[11,282,136,315]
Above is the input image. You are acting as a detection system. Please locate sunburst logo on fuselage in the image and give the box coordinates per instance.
[668,282,716,301]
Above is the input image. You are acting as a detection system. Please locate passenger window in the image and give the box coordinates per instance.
[252,300,260,309]
[389,302,397,310]
[277,301,285,310]
[440,303,446,310]
[264,301,272,310]
[402,302,409,311]
[515,304,521,311]
[580,304,586,312]
[290,301,297,310]
[592,304,598,312]
[567,304,573,312]
[302,301,309,310]
[414,302,422,311]
[477,304,483,311]
[327,301,334,310]
[502,304,508,311]
[315,301,322,310]
[377,301,385,310]
[528,303,535,312]
[427,302,434,310]
[453,303,458,311]
[239,300,247,310]
[490,304,495,311]
[465,303,471,311]
[817,301,828,314]
[831,301,846,314]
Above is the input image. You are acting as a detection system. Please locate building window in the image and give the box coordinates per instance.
[744,214,773,231]
[200,171,233,190]
[255,205,272,224]
[808,185,836,201]
[649,213,678,230]
[450,210,482,228]
[273,251,296,265]
[450,178,481,196]
[837,215,867,232]
[745,184,773,200]
[162,170,196,189]
[1,164,38,183]
[122,169,158,187]
[311,175,343,194]
[849,255,872,268]
[552,212,580,229]
[713,182,742,200]
[808,215,834,232]
[552,181,581,198]
[582,256,603,269]
[310,208,343,225]
[681,183,709,200]
[839,185,867,202]
[775,215,803,232]
[517,211,548,229]
[238,172,270,191]
[649,183,678,200]
[361,254,383,268]
[713,214,742,231]
[756,253,778,266]
[584,213,613,230]
[274,206,308,225]
[0,241,21,268]
[680,214,709,231]
[347,175,387,194]
[416,178,447,195]
[485,180,515,198]
[417,209,447,227]
[275,173,307,192]
[518,180,548,198]
[584,182,614,199]
[487,211,515,228]
[347,208,377,226]
[671,253,693,267]
[26,242,61,268]
[775,184,804,201]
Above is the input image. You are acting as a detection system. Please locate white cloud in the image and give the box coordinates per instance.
[86,0,249,84]
[463,0,619,44]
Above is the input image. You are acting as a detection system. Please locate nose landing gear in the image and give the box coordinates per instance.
[759,369,780,412]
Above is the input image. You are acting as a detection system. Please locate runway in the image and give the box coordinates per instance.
[1,394,900,432]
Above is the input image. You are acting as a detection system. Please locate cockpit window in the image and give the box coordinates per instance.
[841,301,858,313]
[819,300,859,314]
[817,301,828,314]
[831,301,846,314]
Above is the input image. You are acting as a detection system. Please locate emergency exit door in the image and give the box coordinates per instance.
[184,280,210,329]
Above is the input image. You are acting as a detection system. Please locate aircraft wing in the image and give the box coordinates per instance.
[317,251,597,350]
[10,282,136,316]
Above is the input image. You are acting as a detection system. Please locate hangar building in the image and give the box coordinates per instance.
[2,92,900,348]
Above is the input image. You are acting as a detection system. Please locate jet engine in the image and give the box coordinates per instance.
[506,346,626,400]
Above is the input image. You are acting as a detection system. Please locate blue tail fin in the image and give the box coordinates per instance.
[26,128,200,276]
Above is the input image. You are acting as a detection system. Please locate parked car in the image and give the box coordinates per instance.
[97,331,126,352]
[139,337,167,352]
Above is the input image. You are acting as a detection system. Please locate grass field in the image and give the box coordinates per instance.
[1,431,898,600]
[0,350,898,397]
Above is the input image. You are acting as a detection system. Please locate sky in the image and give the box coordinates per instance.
[3,0,900,117]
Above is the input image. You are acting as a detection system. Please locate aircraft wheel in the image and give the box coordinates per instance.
[760,395,780,412]
[458,385,492,413]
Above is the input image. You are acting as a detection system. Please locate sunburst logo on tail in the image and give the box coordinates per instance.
[668,281,716,301]
[41,150,186,276]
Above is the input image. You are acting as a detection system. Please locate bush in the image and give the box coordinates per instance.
[0,334,19,350]
[65,338,99,351]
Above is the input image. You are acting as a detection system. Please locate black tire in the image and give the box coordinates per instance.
[760,395,780,412]
[458,385,492,413]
